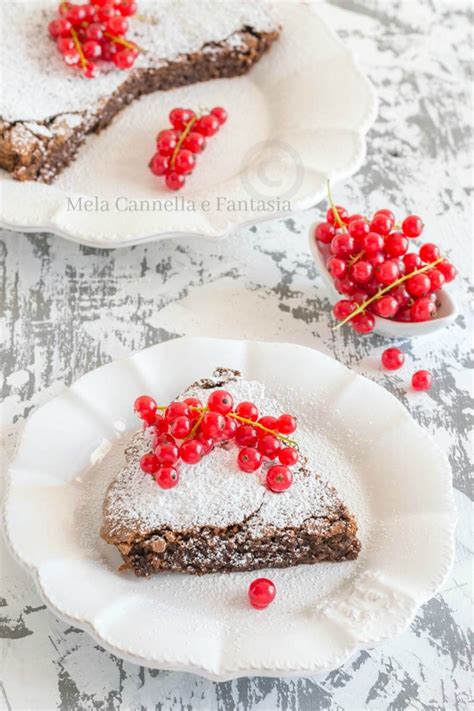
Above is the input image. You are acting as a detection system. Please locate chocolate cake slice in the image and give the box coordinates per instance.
[101,369,361,577]
[0,1,280,182]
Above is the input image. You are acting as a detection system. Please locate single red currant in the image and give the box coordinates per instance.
[67,5,87,26]
[437,260,457,282]
[363,232,385,255]
[391,284,411,306]
[195,114,220,136]
[83,40,102,59]
[327,257,347,279]
[207,390,234,415]
[326,206,349,225]
[412,370,433,391]
[134,395,157,424]
[371,211,395,235]
[117,0,137,16]
[238,447,262,473]
[248,578,276,609]
[183,131,206,154]
[155,466,179,489]
[419,243,440,263]
[410,296,437,322]
[155,441,179,465]
[331,233,355,258]
[169,108,195,130]
[152,433,175,449]
[200,411,225,438]
[266,465,293,492]
[166,172,186,190]
[179,439,203,464]
[165,401,189,422]
[406,273,431,297]
[196,432,214,455]
[257,416,278,436]
[334,277,356,296]
[101,41,119,61]
[374,295,399,318]
[235,425,258,448]
[107,15,128,34]
[351,260,373,284]
[153,414,169,434]
[169,415,192,439]
[348,218,370,241]
[381,347,405,370]
[403,252,422,273]
[235,401,259,422]
[211,106,228,125]
[314,222,336,244]
[428,268,446,291]
[375,260,400,285]
[182,397,203,417]
[258,435,281,459]
[113,48,136,69]
[221,417,238,441]
[333,299,357,321]
[385,232,409,257]
[140,452,159,474]
[402,215,424,238]
[172,148,195,175]
[83,61,99,79]
[278,447,299,466]
[351,312,375,334]
[63,49,81,66]
[277,414,297,434]
[149,153,170,177]
[57,37,75,53]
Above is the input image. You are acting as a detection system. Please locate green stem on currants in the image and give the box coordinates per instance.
[333,257,444,329]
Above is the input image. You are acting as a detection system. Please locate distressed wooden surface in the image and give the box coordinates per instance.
[0,1,472,709]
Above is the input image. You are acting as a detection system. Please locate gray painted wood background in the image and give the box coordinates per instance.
[0,1,472,709]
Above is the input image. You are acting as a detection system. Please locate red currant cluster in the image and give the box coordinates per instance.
[134,389,298,491]
[48,0,139,79]
[314,202,457,334]
[149,107,228,190]
[381,347,433,391]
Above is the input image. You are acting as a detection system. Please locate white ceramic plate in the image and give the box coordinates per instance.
[4,337,456,680]
[0,2,377,248]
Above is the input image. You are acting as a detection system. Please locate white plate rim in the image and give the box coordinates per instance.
[3,337,456,680]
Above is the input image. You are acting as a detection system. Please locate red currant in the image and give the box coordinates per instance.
[156,466,179,489]
[428,268,446,291]
[107,15,128,34]
[374,295,399,318]
[412,370,433,391]
[67,5,87,26]
[207,390,234,415]
[183,131,206,154]
[196,432,214,455]
[333,299,357,321]
[351,312,375,334]
[182,397,202,417]
[437,260,457,282]
[403,252,422,273]
[258,435,281,459]
[83,61,99,79]
[266,465,293,492]
[248,578,276,609]
[211,106,228,125]
[153,414,169,434]
[238,447,262,473]
[402,215,424,238]
[169,415,192,439]
[221,417,237,441]
[327,257,347,279]
[102,41,119,61]
[165,401,189,422]
[375,260,400,285]
[419,243,440,263]
[235,401,259,422]
[149,153,169,177]
[62,49,81,66]
[334,277,356,296]
[134,395,157,425]
[140,452,159,474]
[326,206,349,225]
[391,284,411,306]
[406,273,431,297]
[277,414,297,434]
[410,296,437,321]
[381,347,404,370]
[278,447,299,466]
[166,172,185,190]
[83,40,102,59]
[155,441,179,465]
[385,232,409,257]
[195,114,219,136]
[152,433,175,449]
[257,416,278,436]
[331,233,355,258]
[348,218,370,241]
[314,222,336,244]
[169,108,195,130]
[179,439,203,464]
[113,48,136,69]
[363,231,385,255]
[117,0,137,16]
[200,411,225,438]
[57,36,75,53]
[351,260,373,284]
[371,211,394,235]
[235,425,258,448]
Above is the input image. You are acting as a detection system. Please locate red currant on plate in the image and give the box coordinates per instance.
[438,260,457,282]
[211,106,228,125]
[351,312,375,334]
[235,401,259,422]
[331,233,355,259]
[258,435,281,459]
[402,215,424,238]
[155,442,179,466]
[248,578,276,609]
[385,232,409,257]
[195,114,220,136]
[107,15,128,35]
[419,243,440,263]
[363,232,385,255]
[207,389,234,415]
[348,218,370,241]
[278,447,299,466]
[235,425,258,448]
[179,439,203,464]
[169,108,195,130]
[266,465,293,492]
[428,268,446,291]
[375,260,400,285]
[134,395,157,424]
[326,205,349,225]
[403,252,422,274]
[174,150,196,175]
[238,447,262,473]
[351,260,373,284]
[410,296,437,321]
[374,295,399,319]
[277,414,297,435]
[140,452,160,474]
[412,370,433,391]
[165,401,189,422]
[381,347,405,370]
[406,273,431,297]
[149,153,170,177]
[314,222,336,244]
[257,416,278,436]
[169,415,192,439]
[183,131,206,154]
[166,172,186,191]
[113,48,136,70]
[155,466,179,489]
[327,257,347,279]
[370,211,394,235]
[200,411,225,438]
[333,299,357,321]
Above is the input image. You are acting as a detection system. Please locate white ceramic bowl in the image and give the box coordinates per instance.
[308,222,458,338]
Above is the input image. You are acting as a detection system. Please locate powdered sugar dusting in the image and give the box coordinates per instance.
[102,376,347,541]
[1,0,279,122]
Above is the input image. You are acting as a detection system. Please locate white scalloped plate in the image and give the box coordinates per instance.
[4,337,456,680]
[0,2,377,248]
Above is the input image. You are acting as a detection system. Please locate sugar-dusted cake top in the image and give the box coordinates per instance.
[101,374,344,543]
[1,0,280,122]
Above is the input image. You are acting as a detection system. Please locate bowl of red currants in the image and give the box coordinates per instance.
[309,203,458,338]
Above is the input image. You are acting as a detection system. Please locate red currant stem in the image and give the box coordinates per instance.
[187,408,208,439]
[70,28,87,69]
[170,114,199,168]
[227,412,298,447]
[348,250,364,267]
[326,179,348,232]
[104,32,144,53]
[333,257,444,329]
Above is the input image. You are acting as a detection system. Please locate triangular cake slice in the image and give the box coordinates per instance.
[101,369,361,576]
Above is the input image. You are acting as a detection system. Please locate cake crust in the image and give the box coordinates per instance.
[101,369,361,577]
